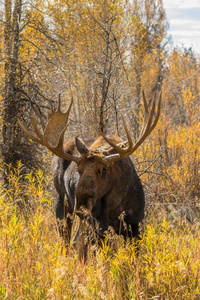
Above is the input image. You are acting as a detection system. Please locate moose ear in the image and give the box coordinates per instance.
[76,137,89,155]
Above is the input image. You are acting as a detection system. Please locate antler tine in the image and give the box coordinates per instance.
[33,113,44,140]
[18,118,42,145]
[64,97,73,117]
[100,113,133,155]
[49,101,54,113]
[57,94,61,112]
[128,93,161,154]
[121,114,133,149]
[128,96,157,154]
[121,98,156,157]
[100,133,122,154]
[140,94,156,137]
[35,106,45,131]
[140,92,161,138]
[104,92,162,162]
[148,92,162,133]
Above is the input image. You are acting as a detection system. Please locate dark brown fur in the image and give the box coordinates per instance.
[52,135,144,259]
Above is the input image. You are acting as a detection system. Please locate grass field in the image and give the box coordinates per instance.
[0,164,199,300]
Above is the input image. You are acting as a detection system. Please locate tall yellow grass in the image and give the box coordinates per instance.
[0,162,199,299]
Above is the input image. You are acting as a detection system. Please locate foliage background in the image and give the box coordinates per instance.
[0,0,200,298]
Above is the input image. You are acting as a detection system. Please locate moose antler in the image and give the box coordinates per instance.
[102,91,162,161]
[18,95,79,163]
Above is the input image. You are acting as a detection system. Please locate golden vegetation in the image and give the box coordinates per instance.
[1,0,200,298]
[0,163,199,299]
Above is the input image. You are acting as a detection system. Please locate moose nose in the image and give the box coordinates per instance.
[77,187,94,198]
[76,176,95,199]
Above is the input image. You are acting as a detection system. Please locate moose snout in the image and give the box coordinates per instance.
[77,176,95,196]
[76,186,94,199]
[76,176,95,210]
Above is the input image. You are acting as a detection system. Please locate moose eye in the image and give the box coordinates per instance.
[102,167,107,175]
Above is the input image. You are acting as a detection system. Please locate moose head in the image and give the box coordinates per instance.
[18,92,161,259]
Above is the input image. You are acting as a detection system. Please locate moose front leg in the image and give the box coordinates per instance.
[56,194,73,246]
[72,218,89,262]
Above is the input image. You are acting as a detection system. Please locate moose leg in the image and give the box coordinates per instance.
[130,223,140,239]
[56,194,73,246]
[129,223,142,255]
[119,220,141,251]
[72,218,88,262]
[96,201,109,245]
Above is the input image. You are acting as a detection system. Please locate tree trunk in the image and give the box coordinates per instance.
[2,0,22,184]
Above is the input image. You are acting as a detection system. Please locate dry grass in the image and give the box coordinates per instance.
[0,163,199,299]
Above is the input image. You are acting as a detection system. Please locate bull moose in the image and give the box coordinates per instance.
[18,91,161,259]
